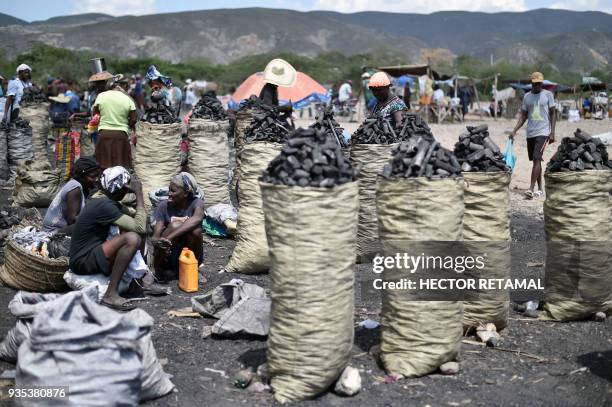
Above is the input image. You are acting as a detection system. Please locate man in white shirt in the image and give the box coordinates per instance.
[432,85,445,105]
[338,80,353,103]
[3,64,32,123]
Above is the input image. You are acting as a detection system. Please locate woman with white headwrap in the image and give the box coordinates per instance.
[69,166,147,311]
[151,172,205,282]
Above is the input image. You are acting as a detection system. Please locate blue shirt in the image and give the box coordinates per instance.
[66,90,80,112]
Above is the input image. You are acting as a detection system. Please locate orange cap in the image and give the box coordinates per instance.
[531,72,544,83]
[368,72,391,88]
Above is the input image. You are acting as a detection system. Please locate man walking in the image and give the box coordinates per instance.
[510,72,556,199]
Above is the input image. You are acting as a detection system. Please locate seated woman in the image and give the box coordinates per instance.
[368,72,407,126]
[43,157,99,234]
[152,172,205,282]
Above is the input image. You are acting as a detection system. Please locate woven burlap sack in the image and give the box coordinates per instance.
[350,143,398,260]
[377,177,464,377]
[462,171,511,332]
[0,130,8,180]
[133,122,182,211]
[20,103,50,162]
[225,142,281,274]
[188,118,231,205]
[543,170,612,321]
[234,109,253,167]
[261,181,357,403]
[13,160,63,208]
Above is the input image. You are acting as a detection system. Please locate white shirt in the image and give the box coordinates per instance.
[7,79,31,111]
[185,89,198,106]
[338,83,352,102]
[433,89,445,103]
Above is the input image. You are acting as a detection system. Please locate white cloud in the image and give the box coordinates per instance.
[73,0,156,16]
[550,0,612,13]
[312,0,528,13]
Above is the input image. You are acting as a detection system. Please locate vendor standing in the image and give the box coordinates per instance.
[93,78,137,171]
[146,65,182,115]
[368,71,407,126]
[2,64,32,123]
[151,172,205,283]
[259,58,296,119]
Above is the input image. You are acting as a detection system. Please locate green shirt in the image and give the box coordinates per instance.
[94,90,136,134]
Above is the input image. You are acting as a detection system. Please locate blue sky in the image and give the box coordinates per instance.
[2,0,610,22]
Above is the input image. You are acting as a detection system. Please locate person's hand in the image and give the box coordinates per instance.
[128,177,143,194]
[548,132,555,144]
[508,130,515,140]
[152,237,172,252]
[131,132,138,146]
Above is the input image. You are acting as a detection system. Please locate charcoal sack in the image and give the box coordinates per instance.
[188,118,231,205]
[543,170,612,321]
[462,171,511,332]
[262,181,357,403]
[350,143,398,260]
[12,160,63,208]
[8,124,34,176]
[20,103,50,162]
[225,142,281,274]
[0,129,8,180]
[133,122,182,211]
[377,177,464,377]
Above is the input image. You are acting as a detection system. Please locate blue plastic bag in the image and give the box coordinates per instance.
[503,139,517,170]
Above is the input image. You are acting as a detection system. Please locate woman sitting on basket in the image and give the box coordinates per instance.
[42,157,100,235]
[151,172,205,282]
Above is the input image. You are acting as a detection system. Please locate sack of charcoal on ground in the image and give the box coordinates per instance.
[377,128,464,378]
[260,126,358,403]
[350,114,428,261]
[224,105,288,274]
[542,129,612,321]
[454,124,512,333]
[187,93,232,206]
[2,118,34,181]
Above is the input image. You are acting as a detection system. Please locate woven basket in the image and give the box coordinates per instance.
[0,239,69,292]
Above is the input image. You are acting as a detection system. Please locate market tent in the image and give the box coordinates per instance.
[377,64,441,80]
[229,72,329,109]
[505,79,559,92]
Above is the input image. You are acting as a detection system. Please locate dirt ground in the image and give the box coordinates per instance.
[0,116,611,406]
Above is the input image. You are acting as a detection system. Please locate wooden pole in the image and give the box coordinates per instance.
[494,73,499,120]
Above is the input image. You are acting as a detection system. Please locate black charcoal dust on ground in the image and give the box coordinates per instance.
[547,128,612,172]
[261,127,356,188]
[454,124,511,172]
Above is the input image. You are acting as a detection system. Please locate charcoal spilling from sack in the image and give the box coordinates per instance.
[352,114,432,145]
[21,88,48,104]
[191,94,227,120]
[261,127,357,187]
[453,124,510,172]
[547,129,612,172]
[310,107,348,148]
[244,107,289,144]
[382,137,462,179]
[0,118,31,130]
[141,91,179,124]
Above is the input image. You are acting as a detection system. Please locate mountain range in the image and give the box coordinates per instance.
[0,8,610,73]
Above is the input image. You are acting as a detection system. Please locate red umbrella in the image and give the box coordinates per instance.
[231,72,328,108]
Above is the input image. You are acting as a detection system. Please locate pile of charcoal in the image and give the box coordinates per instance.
[310,107,347,148]
[261,127,356,187]
[352,114,433,145]
[0,118,31,130]
[141,91,179,124]
[244,107,289,144]
[453,125,510,172]
[0,206,40,241]
[21,88,47,104]
[547,129,612,172]
[382,136,462,179]
[239,95,267,112]
[191,94,227,120]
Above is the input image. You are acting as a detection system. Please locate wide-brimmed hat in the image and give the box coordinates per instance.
[88,71,114,82]
[531,72,544,83]
[16,64,32,73]
[113,74,129,84]
[263,59,297,87]
[49,93,71,104]
[368,72,391,88]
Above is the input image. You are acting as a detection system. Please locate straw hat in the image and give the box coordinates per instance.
[368,72,391,88]
[49,93,71,104]
[263,59,297,87]
[88,71,114,82]
[531,72,544,83]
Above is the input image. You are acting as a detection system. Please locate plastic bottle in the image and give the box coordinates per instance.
[178,247,198,293]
